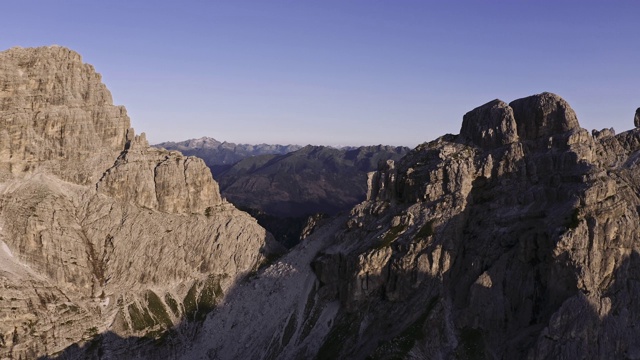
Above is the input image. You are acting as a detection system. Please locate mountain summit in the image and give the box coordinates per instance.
[3,46,640,360]
[0,46,279,358]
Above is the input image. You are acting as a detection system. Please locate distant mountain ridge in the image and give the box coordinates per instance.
[157,138,410,247]
[155,137,303,175]
[217,144,410,217]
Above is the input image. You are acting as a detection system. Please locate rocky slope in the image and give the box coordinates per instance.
[174,93,640,359]
[217,145,409,218]
[155,137,302,176]
[217,145,409,248]
[0,46,278,359]
[6,46,640,360]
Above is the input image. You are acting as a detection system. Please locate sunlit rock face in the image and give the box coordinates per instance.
[176,93,640,360]
[303,93,640,359]
[4,46,640,360]
[0,46,278,359]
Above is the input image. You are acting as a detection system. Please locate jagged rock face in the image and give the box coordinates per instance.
[460,99,518,149]
[303,93,640,359]
[97,132,222,214]
[635,108,640,127]
[149,92,640,360]
[0,46,129,184]
[509,92,580,140]
[0,46,275,359]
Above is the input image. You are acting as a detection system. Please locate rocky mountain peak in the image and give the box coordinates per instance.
[634,107,640,127]
[460,98,519,149]
[460,92,580,150]
[0,47,277,358]
[0,46,130,184]
[509,92,580,140]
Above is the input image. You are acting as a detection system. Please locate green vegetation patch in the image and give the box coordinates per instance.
[128,302,156,331]
[183,275,224,322]
[164,293,180,317]
[145,290,172,328]
[281,313,297,348]
[566,208,581,229]
[299,285,323,343]
[415,220,435,239]
[457,327,486,360]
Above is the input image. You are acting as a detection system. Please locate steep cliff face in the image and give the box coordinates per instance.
[0,46,275,359]
[0,46,129,185]
[178,93,640,360]
[309,92,640,359]
[217,145,410,218]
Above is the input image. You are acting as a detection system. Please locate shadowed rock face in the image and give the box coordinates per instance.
[509,92,580,140]
[161,94,640,360]
[5,46,640,360]
[0,46,278,359]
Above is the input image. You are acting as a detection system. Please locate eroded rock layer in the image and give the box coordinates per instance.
[0,46,275,359]
[179,93,640,360]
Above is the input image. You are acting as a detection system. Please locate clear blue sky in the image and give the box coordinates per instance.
[3,1,639,147]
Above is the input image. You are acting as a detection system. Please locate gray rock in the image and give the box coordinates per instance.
[0,46,277,359]
[460,99,519,149]
[635,107,640,127]
[509,92,580,140]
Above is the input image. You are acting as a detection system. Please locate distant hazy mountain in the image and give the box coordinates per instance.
[217,144,410,218]
[154,137,303,175]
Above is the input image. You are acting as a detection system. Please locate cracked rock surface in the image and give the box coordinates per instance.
[0,46,277,359]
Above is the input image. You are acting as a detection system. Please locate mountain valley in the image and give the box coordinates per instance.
[2,46,640,360]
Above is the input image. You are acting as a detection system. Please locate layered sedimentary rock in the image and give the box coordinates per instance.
[307,92,640,359]
[0,46,275,359]
[179,93,640,360]
[0,46,129,184]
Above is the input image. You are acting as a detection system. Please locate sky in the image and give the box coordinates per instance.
[2,1,639,147]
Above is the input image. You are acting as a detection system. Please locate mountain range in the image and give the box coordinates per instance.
[157,139,409,247]
[155,137,302,176]
[3,46,640,359]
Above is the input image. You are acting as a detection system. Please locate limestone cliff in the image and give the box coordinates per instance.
[0,46,276,359]
[177,93,640,360]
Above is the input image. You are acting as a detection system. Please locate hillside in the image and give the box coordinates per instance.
[6,46,640,360]
[215,144,409,247]
[0,46,280,359]
[155,137,302,176]
[178,93,640,359]
[218,144,409,217]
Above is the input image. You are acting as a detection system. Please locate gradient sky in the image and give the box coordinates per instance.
[2,1,639,147]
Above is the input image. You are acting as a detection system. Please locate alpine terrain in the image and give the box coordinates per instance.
[2,46,640,360]
[0,46,281,359]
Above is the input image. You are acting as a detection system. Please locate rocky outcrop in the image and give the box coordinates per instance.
[509,92,580,140]
[171,92,640,360]
[460,99,518,149]
[302,92,640,359]
[635,108,640,128]
[0,46,129,184]
[97,130,222,214]
[0,46,276,359]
